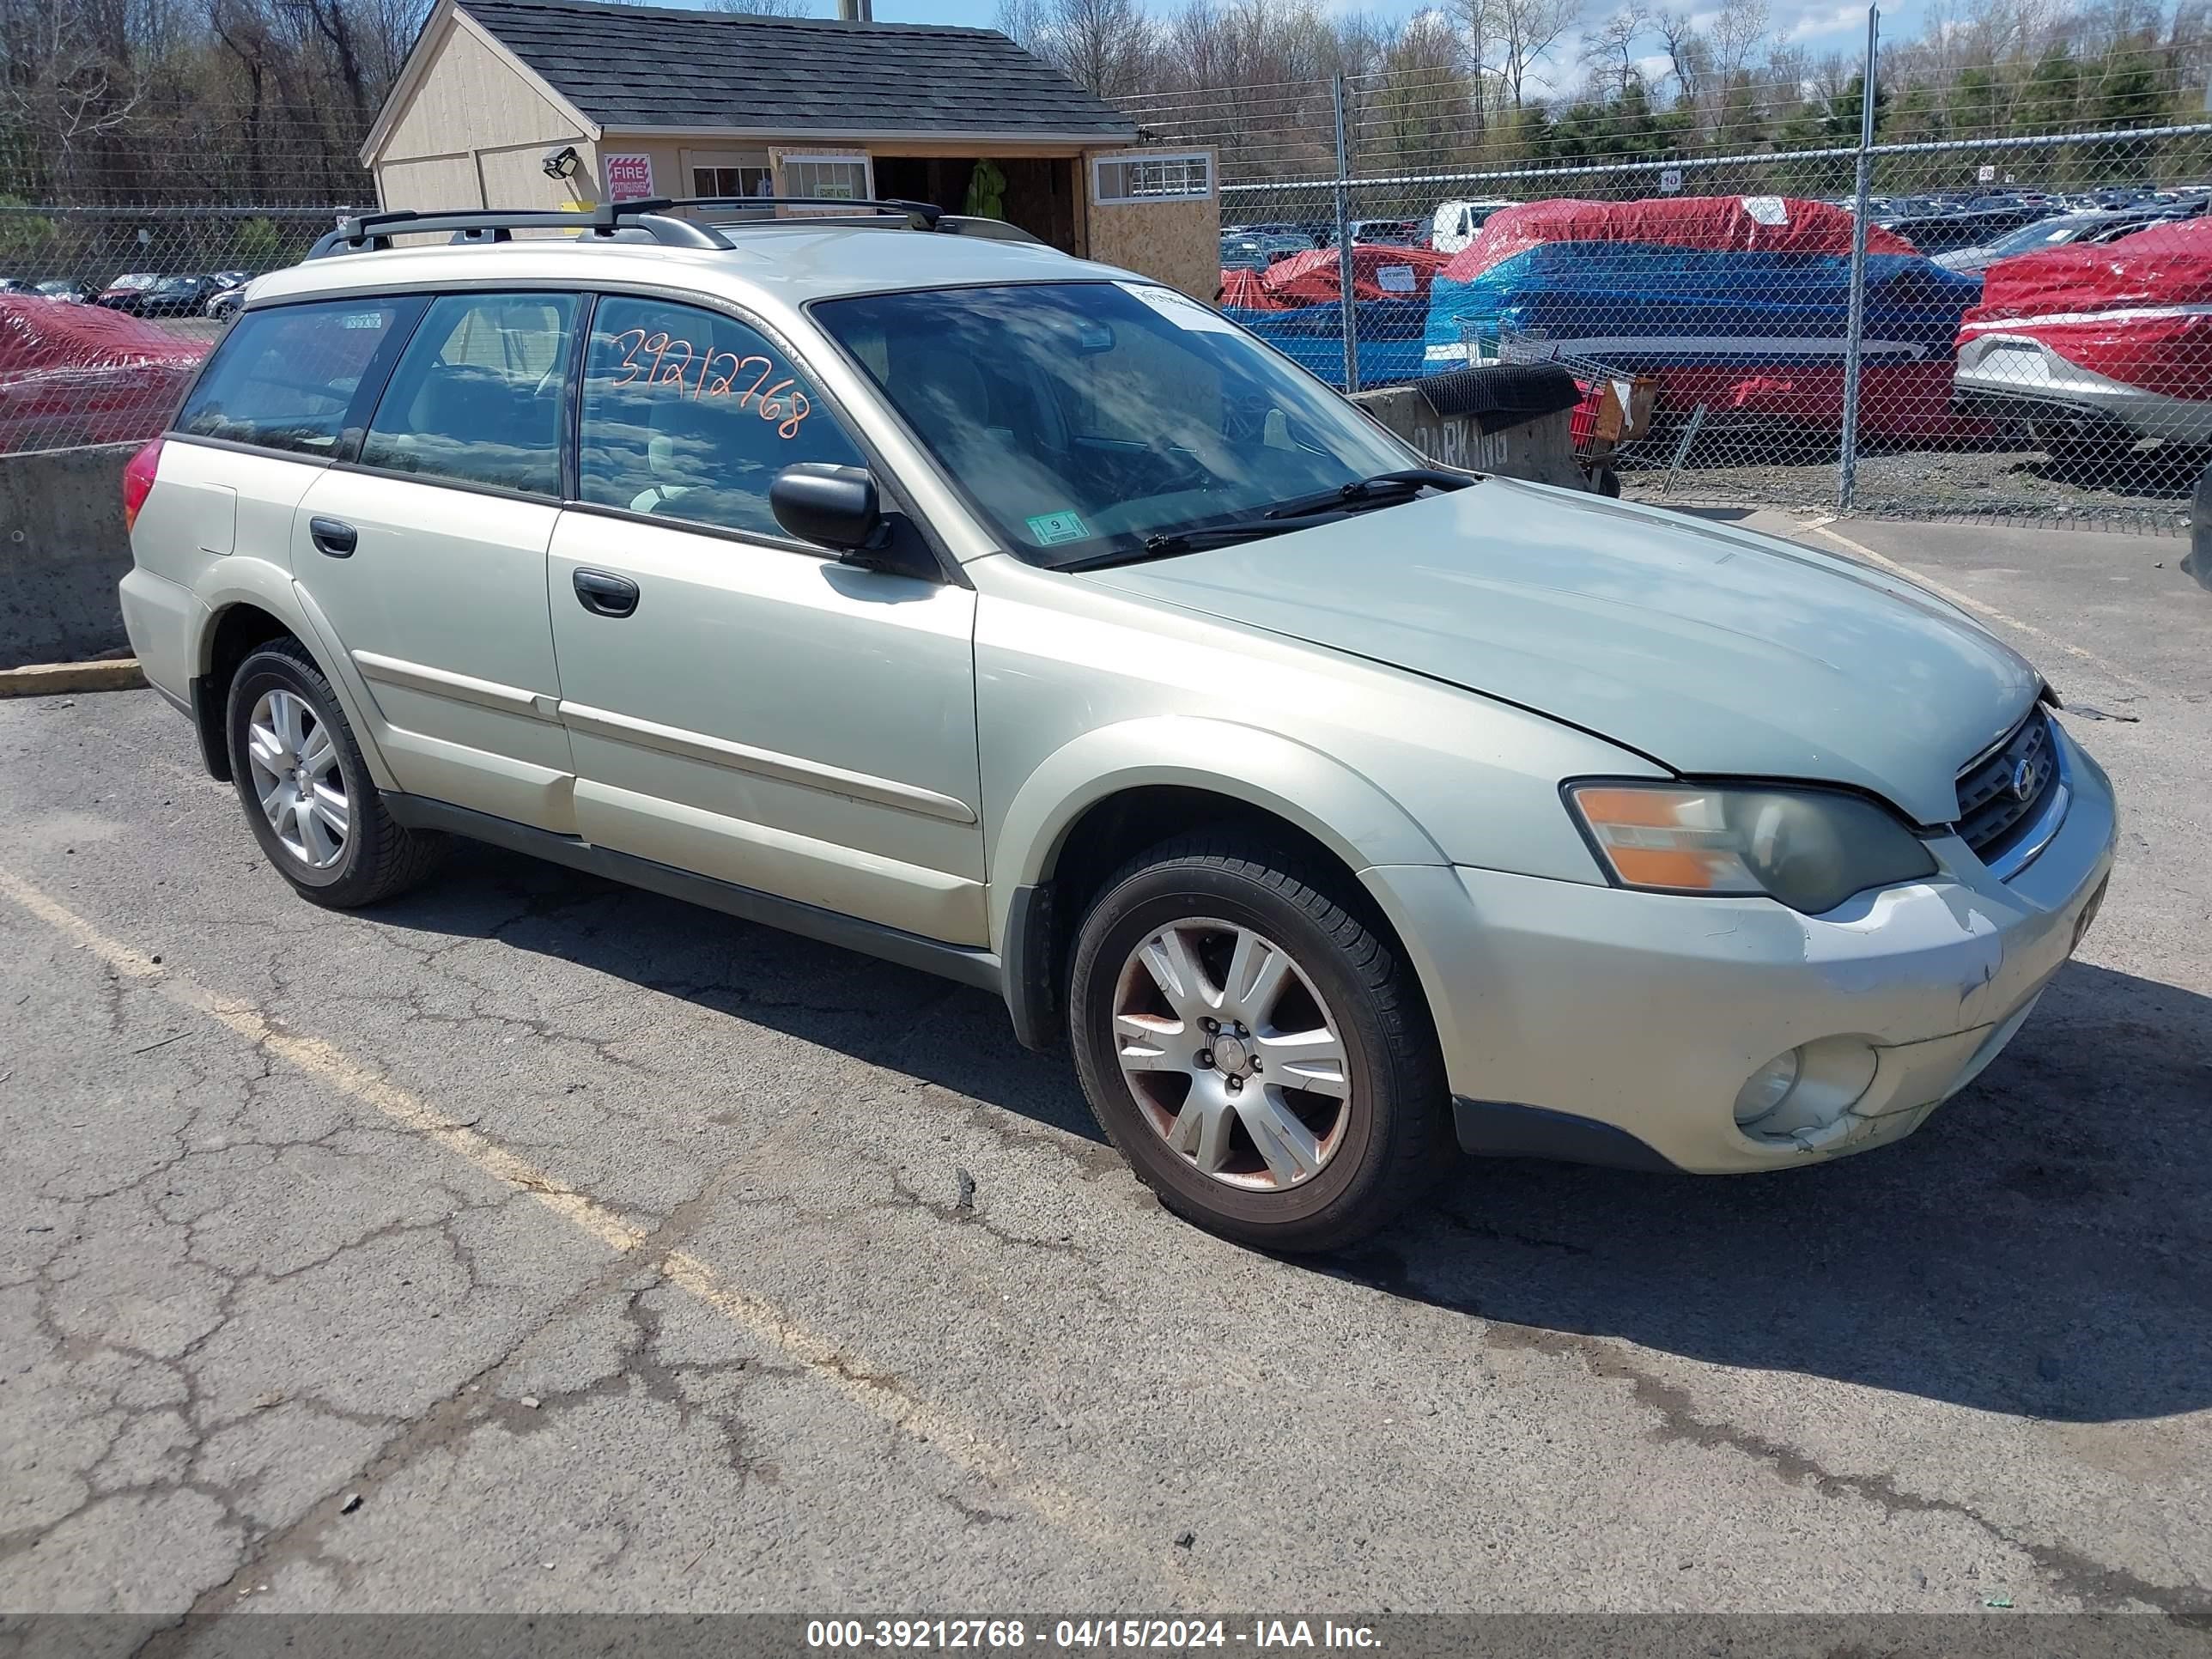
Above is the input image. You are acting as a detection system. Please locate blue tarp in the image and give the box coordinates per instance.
[1227,297,1433,390]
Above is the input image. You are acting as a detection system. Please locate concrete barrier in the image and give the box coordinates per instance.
[2187,463,2212,595]
[1,442,136,670]
[1348,386,1589,492]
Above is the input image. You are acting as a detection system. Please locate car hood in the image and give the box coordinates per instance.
[1078,480,2040,826]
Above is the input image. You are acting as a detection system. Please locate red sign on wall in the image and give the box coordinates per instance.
[605,154,654,202]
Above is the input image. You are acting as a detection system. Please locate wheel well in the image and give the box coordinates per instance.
[195,603,298,781]
[1008,785,1419,1050]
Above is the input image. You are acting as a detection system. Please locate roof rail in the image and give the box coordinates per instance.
[645,194,945,227]
[308,203,732,258]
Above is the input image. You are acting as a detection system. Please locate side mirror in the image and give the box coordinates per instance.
[771,463,882,553]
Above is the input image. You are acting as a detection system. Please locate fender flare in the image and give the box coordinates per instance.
[988,718,1449,1049]
[191,564,398,790]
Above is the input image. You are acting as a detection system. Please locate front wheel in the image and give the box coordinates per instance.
[1067,834,1451,1252]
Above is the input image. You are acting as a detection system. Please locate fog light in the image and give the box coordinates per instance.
[1734,1048,1802,1126]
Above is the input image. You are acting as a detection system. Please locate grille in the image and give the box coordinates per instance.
[1956,709,2060,864]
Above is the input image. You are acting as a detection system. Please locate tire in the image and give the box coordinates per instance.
[224,638,447,908]
[1067,833,1451,1253]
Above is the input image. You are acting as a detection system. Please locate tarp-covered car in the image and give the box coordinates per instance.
[1421,195,1986,437]
[0,295,210,454]
[1223,243,1450,388]
[1954,216,2212,448]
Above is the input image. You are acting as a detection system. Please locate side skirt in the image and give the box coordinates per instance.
[384,792,1005,996]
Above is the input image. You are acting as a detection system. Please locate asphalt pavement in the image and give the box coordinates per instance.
[2,512,2208,1626]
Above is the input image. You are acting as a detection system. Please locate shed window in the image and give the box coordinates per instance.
[781,155,872,202]
[1091,152,1213,204]
[693,165,774,199]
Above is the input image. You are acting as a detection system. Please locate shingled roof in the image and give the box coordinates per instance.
[457,0,1140,140]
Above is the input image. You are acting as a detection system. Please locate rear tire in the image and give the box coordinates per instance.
[1067,833,1452,1253]
[224,639,447,908]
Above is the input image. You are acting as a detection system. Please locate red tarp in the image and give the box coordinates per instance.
[1442,195,1918,282]
[1960,216,2212,400]
[0,297,209,453]
[1218,244,1449,311]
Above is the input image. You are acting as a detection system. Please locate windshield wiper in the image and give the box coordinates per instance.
[1060,469,1479,572]
[1064,519,1318,568]
[1261,466,1478,521]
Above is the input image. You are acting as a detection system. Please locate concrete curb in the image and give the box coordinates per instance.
[0,659,148,698]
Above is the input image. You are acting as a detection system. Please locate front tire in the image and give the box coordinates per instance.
[224,639,447,908]
[1067,834,1451,1253]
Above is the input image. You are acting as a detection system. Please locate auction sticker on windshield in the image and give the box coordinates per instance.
[1026,510,1091,545]
[1116,282,1240,336]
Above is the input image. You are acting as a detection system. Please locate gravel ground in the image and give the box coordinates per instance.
[1617,433,2203,533]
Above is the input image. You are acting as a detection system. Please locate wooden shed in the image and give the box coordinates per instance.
[361,0,1220,297]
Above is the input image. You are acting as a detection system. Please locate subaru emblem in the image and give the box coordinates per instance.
[2010,757,2037,801]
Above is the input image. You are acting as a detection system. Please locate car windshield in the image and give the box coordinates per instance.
[811,281,1420,568]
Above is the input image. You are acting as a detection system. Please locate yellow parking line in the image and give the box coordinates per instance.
[0,864,1168,1577]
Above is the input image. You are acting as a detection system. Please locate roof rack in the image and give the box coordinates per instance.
[309,201,732,258]
[660,194,945,227]
[306,194,1009,260]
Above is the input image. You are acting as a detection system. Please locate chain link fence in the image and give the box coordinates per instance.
[0,206,348,455]
[1138,50,2212,533]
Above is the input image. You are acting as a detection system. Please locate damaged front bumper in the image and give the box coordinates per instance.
[1368,719,2118,1174]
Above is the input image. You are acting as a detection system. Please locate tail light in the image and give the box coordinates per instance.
[122,437,163,533]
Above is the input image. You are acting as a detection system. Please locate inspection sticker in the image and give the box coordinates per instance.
[1026,510,1091,545]
[1117,281,1239,336]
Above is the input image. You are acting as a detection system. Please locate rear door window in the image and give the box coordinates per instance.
[360,292,578,496]
[175,297,422,457]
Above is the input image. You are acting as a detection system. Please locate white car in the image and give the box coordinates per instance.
[1429,199,1519,255]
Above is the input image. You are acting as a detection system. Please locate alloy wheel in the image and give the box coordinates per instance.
[245,688,349,870]
[1110,917,1352,1191]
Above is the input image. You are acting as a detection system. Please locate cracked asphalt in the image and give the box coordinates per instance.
[2,514,2209,1623]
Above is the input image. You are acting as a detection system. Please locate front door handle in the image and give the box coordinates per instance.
[309,517,357,558]
[572,568,640,618]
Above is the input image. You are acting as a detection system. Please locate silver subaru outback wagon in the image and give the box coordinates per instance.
[118,199,2116,1251]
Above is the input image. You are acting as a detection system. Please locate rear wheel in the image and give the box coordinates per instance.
[225,639,447,908]
[1067,834,1451,1252]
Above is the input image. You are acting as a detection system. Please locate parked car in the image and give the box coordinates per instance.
[1934,208,2193,276]
[33,278,96,302]
[119,202,2115,1250]
[133,275,220,317]
[1429,198,1518,254]
[1955,215,2212,450]
[1219,232,1309,271]
[95,272,164,311]
[1879,199,2059,253]
[1331,219,1423,247]
[204,283,250,319]
[208,269,254,290]
[0,277,33,295]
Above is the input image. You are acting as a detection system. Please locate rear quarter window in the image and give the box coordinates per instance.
[175,298,421,458]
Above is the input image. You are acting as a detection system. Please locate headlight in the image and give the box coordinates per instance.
[1565,781,1937,915]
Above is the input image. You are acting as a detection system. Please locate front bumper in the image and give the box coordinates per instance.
[1365,720,2117,1174]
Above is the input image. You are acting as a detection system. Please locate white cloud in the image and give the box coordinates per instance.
[1785,1,1869,40]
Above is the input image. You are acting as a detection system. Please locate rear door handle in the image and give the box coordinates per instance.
[309,517,357,558]
[572,568,640,618]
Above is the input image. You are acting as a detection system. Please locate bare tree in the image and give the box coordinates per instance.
[994,0,1153,99]
[705,0,823,14]
[1707,0,1768,85]
[1652,6,1709,103]
[1581,3,1651,97]
[1462,0,1579,107]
